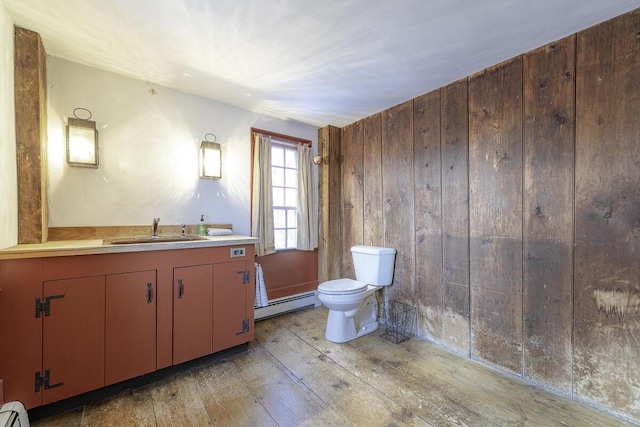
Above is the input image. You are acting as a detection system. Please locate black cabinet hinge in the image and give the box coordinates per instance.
[35,297,44,318]
[235,318,251,336]
[35,369,64,392]
[147,282,153,304]
[35,294,65,318]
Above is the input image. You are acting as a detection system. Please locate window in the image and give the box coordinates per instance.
[251,127,314,255]
[271,141,298,250]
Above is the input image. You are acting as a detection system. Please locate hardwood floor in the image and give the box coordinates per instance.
[31,306,633,426]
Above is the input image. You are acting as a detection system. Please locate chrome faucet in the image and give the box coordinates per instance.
[181,223,186,237]
[152,218,160,238]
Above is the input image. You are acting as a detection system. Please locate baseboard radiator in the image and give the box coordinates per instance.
[255,291,319,321]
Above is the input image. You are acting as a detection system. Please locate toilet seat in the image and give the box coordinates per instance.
[318,278,368,295]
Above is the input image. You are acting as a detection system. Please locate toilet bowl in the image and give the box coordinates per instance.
[318,280,380,343]
[318,246,396,343]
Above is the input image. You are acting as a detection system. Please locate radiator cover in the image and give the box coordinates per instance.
[254,291,319,320]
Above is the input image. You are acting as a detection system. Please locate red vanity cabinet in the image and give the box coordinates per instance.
[0,243,254,410]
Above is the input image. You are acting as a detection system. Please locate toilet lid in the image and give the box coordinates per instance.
[318,278,368,295]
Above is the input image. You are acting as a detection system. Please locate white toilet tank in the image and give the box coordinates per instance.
[351,245,396,286]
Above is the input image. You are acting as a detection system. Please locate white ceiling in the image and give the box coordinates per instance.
[3,1,639,127]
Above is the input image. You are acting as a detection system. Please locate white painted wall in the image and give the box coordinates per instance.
[0,4,16,250]
[47,57,318,236]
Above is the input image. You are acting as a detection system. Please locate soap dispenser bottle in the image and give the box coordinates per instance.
[198,215,207,236]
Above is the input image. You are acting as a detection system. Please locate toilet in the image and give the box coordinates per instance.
[317,245,396,343]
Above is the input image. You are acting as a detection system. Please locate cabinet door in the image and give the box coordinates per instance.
[173,265,213,364]
[42,276,105,405]
[0,259,43,409]
[213,260,252,352]
[105,270,157,386]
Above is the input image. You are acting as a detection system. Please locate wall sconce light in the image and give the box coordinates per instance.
[313,156,323,165]
[200,133,222,179]
[66,108,99,168]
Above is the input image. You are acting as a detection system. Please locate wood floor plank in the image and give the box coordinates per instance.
[150,372,211,427]
[398,338,629,427]
[81,387,156,427]
[280,309,502,426]
[194,343,335,426]
[31,306,634,427]
[193,355,277,426]
[255,316,432,426]
[288,307,630,427]
[223,345,346,426]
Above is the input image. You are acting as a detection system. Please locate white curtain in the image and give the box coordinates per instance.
[296,144,317,250]
[251,133,276,256]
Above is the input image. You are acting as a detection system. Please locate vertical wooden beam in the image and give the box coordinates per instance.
[522,36,575,393]
[340,121,364,278]
[362,114,383,247]
[382,100,415,304]
[441,79,470,355]
[14,27,47,244]
[318,125,342,283]
[574,9,640,418]
[469,57,523,373]
[413,90,442,342]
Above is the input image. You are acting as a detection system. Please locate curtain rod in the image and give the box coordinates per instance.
[251,127,312,146]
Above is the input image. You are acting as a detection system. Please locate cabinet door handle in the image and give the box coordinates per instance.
[147,282,153,304]
[178,279,184,299]
[236,269,250,284]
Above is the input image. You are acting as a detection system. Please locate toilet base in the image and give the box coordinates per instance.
[324,295,378,343]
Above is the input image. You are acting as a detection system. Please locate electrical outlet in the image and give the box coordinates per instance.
[230,247,246,257]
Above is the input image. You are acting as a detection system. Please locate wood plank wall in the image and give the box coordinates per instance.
[414,92,442,342]
[574,10,640,416]
[440,80,470,353]
[323,8,640,421]
[469,56,524,374]
[362,114,383,247]
[522,37,575,392]
[381,101,415,305]
[341,121,364,279]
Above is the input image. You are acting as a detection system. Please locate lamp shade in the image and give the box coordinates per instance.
[200,140,221,179]
[66,117,98,168]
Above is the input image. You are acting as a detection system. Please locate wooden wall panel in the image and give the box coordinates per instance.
[318,126,342,282]
[382,101,415,304]
[14,27,47,244]
[441,79,470,354]
[469,57,523,373]
[327,8,640,422]
[574,9,640,418]
[362,114,383,247]
[413,91,443,341]
[522,36,575,393]
[341,122,364,278]
[257,249,319,300]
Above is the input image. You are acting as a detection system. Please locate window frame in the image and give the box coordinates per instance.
[250,128,312,252]
[271,140,298,250]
